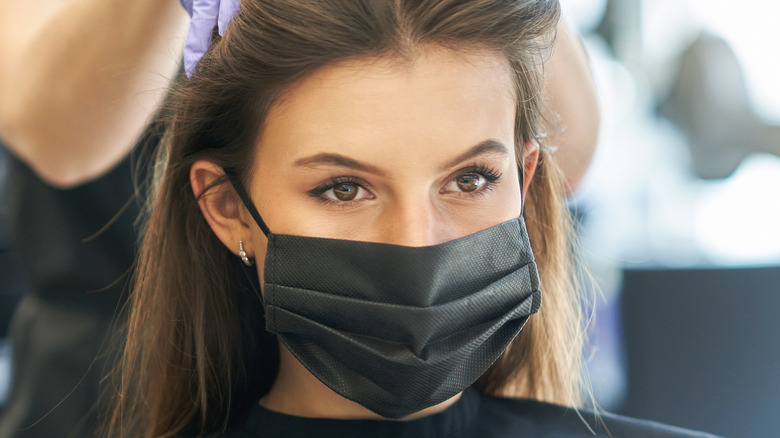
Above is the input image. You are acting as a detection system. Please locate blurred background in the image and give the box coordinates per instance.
[562,0,780,437]
[0,0,778,437]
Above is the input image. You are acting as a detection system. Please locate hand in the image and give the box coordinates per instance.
[181,0,239,77]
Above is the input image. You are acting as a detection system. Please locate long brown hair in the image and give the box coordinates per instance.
[107,1,581,436]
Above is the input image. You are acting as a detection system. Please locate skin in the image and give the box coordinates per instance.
[191,46,539,420]
[0,10,592,191]
[0,0,187,187]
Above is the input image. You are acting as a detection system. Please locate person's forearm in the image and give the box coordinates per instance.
[0,0,187,186]
[544,21,600,194]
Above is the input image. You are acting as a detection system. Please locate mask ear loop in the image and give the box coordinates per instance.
[518,163,526,217]
[223,168,272,237]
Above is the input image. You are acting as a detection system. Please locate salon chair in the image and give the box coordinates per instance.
[618,265,780,437]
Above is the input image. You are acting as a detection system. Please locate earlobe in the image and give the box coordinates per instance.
[190,159,251,256]
[520,139,540,201]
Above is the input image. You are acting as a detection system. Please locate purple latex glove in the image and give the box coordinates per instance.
[181,0,239,77]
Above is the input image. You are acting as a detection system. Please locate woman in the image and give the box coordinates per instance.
[108,1,715,437]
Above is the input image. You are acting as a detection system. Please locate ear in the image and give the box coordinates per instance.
[520,139,540,202]
[190,159,252,257]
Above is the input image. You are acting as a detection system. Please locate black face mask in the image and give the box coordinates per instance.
[226,169,541,419]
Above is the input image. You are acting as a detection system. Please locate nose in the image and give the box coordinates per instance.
[378,198,454,247]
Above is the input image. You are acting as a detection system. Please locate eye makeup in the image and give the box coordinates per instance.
[305,161,505,207]
[454,164,502,185]
[307,176,375,206]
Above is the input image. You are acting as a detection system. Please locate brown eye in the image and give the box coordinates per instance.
[333,183,358,201]
[455,174,483,192]
[310,177,373,204]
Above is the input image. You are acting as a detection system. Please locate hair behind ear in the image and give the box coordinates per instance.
[106,137,279,437]
[476,146,582,407]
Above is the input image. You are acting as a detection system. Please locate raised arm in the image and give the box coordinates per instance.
[0,0,188,187]
[544,20,600,194]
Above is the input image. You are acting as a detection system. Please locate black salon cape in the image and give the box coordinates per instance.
[0,135,155,438]
[218,387,719,438]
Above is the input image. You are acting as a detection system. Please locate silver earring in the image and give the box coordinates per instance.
[238,240,254,266]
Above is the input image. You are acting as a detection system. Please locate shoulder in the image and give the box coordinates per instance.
[478,394,721,438]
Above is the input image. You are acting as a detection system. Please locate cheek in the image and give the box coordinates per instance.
[485,162,523,216]
[437,182,523,238]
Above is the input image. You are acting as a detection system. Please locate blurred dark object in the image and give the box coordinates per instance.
[619,266,780,438]
[0,250,26,339]
[659,33,780,179]
[0,142,147,437]
[0,145,26,338]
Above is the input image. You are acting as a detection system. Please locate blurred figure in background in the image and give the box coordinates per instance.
[568,0,780,435]
[0,1,597,437]
[0,1,187,437]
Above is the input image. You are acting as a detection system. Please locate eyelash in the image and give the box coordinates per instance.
[307,164,503,206]
[307,176,371,206]
[454,164,502,195]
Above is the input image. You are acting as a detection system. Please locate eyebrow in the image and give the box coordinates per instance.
[293,139,509,175]
[294,152,387,176]
[439,139,509,171]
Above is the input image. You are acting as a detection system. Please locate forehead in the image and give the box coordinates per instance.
[256,46,518,167]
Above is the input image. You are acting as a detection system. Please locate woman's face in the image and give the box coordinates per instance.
[189,45,539,417]
[240,46,532,278]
